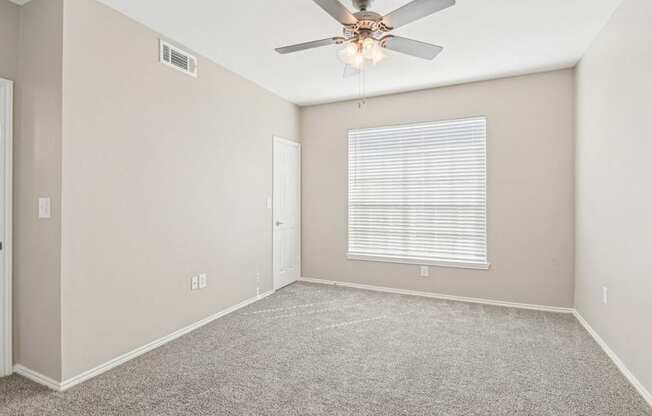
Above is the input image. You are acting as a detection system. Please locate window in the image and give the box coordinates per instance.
[347,117,488,269]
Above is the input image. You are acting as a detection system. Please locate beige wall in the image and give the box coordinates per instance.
[0,0,19,81]
[575,0,652,395]
[13,0,64,381]
[11,0,646,392]
[59,0,299,379]
[301,70,575,308]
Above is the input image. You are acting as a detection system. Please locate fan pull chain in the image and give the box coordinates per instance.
[358,64,367,108]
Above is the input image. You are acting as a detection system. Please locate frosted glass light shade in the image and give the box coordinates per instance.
[338,39,386,69]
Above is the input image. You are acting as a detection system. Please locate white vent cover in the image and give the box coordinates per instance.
[159,40,197,78]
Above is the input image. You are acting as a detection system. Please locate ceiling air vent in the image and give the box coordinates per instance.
[159,40,197,78]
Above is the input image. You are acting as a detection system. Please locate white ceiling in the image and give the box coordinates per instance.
[16,0,622,105]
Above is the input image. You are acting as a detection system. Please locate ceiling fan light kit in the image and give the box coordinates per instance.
[276,0,455,70]
[338,37,387,69]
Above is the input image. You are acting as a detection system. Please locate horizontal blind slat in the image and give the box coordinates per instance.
[348,117,487,266]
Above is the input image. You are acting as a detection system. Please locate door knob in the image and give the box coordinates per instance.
[276,221,284,226]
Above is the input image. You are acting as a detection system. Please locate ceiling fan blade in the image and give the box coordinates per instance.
[343,65,360,78]
[312,0,358,26]
[382,0,455,29]
[382,36,443,60]
[276,37,344,54]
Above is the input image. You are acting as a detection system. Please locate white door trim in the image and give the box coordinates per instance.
[272,136,301,290]
[0,78,13,378]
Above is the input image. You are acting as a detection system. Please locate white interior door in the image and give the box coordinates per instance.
[273,137,301,290]
[0,79,12,378]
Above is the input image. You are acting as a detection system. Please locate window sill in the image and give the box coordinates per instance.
[346,253,491,270]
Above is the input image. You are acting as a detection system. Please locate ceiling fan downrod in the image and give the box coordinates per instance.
[352,0,373,11]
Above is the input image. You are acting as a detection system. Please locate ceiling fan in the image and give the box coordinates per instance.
[275,0,456,73]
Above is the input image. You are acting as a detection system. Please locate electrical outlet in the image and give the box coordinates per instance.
[199,274,207,289]
[602,286,608,305]
[191,276,199,291]
[420,266,429,277]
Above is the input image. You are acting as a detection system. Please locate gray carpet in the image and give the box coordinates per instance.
[1,282,650,416]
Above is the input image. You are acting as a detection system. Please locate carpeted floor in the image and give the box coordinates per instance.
[1,282,650,416]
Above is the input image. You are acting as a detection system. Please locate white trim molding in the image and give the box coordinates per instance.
[11,279,652,410]
[300,277,651,408]
[15,290,274,391]
[13,365,61,391]
[347,254,491,271]
[0,78,13,378]
[299,277,573,314]
[573,311,652,408]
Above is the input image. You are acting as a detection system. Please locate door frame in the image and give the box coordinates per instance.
[272,136,301,290]
[0,78,13,378]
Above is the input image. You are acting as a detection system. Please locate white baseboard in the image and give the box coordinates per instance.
[12,282,651,410]
[14,290,274,392]
[299,277,574,314]
[13,365,62,391]
[300,277,650,409]
[573,310,652,408]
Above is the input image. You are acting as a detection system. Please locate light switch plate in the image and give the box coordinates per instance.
[38,197,51,219]
[420,266,429,277]
[191,276,199,291]
[199,273,207,289]
[266,197,272,209]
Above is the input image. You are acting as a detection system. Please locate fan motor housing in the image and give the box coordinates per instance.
[353,11,382,22]
[348,11,388,36]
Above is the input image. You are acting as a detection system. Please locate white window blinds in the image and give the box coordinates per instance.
[348,117,488,269]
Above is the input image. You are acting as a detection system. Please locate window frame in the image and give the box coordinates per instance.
[346,116,490,270]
